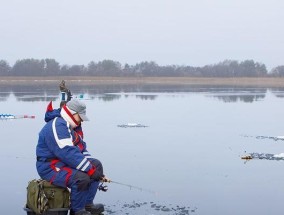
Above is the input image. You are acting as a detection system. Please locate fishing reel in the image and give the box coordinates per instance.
[98,183,108,192]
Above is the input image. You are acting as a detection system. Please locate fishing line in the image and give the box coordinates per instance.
[102,179,157,194]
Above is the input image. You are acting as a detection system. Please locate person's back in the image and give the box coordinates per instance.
[37,119,56,160]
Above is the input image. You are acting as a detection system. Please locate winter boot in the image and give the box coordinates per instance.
[85,203,104,215]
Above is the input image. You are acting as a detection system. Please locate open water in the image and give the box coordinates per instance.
[1,84,284,215]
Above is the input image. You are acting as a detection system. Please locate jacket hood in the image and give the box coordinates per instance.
[45,108,61,122]
[44,101,61,122]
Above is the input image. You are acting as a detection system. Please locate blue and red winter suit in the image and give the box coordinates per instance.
[36,102,101,212]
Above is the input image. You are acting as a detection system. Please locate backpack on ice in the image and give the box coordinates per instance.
[26,179,70,214]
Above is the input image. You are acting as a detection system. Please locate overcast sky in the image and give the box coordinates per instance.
[1,0,283,70]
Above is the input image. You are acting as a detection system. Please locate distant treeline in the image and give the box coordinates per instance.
[0,58,284,77]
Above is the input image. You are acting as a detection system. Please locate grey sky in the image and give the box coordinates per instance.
[1,0,283,70]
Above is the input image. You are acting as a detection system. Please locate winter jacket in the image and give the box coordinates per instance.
[36,102,95,184]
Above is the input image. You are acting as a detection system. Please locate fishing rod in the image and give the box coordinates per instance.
[99,178,157,194]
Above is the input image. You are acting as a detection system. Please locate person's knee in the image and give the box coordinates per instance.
[90,159,102,168]
[74,171,91,191]
[90,159,103,174]
[89,159,104,181]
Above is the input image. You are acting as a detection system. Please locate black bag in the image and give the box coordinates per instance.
[26,179,70,214]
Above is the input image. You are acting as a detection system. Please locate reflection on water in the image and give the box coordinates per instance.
[97,94,121,102]
[135,95,158,100]
[207,87,267,103]
[0,84,279,103]
[270,88,284,98]
[212,94,266,103]
[16,95,59,102]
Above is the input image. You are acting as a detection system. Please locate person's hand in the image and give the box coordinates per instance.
[101,176,111,183]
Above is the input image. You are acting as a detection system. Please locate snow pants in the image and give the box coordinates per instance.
[36,159,100,212]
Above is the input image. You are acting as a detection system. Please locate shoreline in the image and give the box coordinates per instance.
[0,76,284,87]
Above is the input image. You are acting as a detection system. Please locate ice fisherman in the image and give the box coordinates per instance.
[36,99,106,215]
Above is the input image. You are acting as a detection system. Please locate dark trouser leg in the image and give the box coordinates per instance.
[85,159,101,204]
[68,171,91,212]
[85,179,100,204]
[84,159,104,214]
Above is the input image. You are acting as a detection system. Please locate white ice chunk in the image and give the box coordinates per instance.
[273,153,284,158]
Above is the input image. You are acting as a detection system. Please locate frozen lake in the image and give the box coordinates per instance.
[1,84,284,215]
